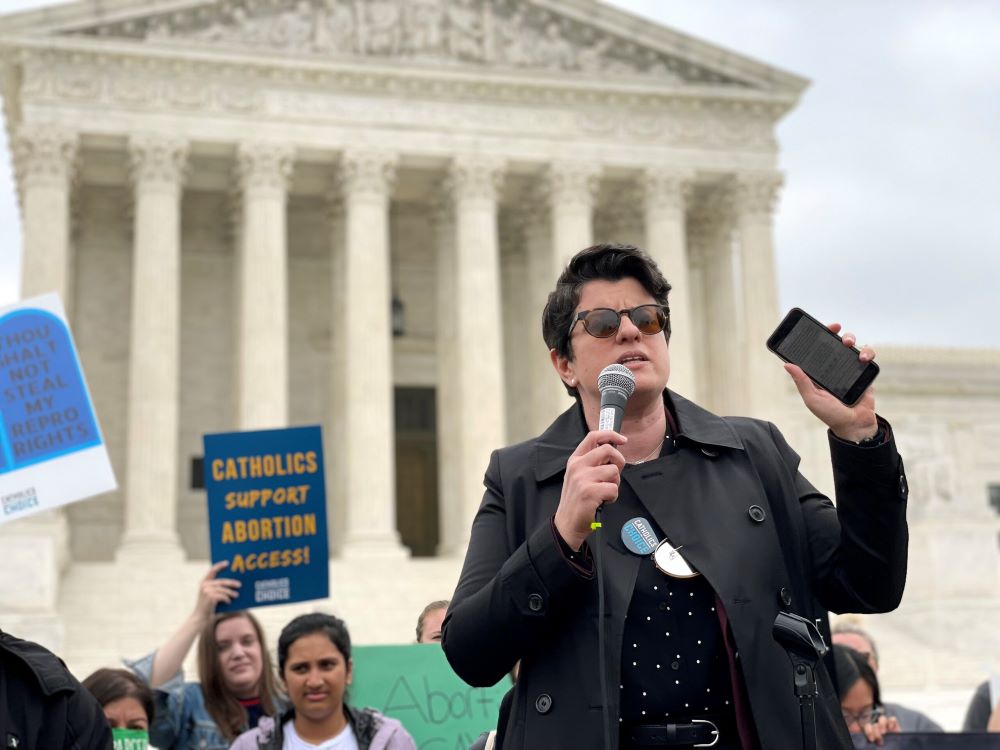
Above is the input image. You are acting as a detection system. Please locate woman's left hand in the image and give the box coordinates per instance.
[784,323,879,443]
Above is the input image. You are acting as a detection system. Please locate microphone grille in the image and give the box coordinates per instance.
[597,363,636,397]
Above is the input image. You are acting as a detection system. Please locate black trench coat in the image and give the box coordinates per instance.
[442,392,908,750]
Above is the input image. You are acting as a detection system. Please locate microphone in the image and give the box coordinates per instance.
[597,364,636,433]
[594,364,636,750]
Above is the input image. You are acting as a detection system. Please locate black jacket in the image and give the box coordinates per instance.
[0,629,113,749]
[442,392,908,750]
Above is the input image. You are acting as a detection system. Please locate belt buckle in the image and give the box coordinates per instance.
[691,719,719,748]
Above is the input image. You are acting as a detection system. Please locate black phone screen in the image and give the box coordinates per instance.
[768,309,878,404]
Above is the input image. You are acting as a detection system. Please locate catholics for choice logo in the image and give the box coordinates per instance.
[1,486,38,516]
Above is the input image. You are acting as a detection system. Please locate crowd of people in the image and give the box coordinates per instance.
[2,243,998,749]
[2,586,996,749]
[1,569,446,749]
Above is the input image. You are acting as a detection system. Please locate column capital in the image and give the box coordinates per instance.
[642,168,694,214]
[128,135,189,188]
[337,149,398,199]
[731,171,783,219]
[445,154,506,203]
[12,125,78,190]
[235,142,294,194]
[543,161,601,210]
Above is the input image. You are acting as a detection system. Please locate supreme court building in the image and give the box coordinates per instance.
[1,0,998,723]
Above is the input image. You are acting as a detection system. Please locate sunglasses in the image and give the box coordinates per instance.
[568,304,670,339]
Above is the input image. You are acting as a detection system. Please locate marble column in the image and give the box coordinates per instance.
[536,162,600,419]
[326,193,348,555]
[643,169,697,400]
[442,155,506,555]
[0,125,78,646]
[117,136,188,560]
[336,149,405,558]
[545,161,601,276]
[498,214,534,446]
[733,172,785,418]
[513,196,563,436]
[689,192,744,416]
[234,143,293,429]
[433,198,462,555]
[14,126,78,305]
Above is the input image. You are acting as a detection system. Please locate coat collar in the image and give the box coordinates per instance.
[534,390,745,482]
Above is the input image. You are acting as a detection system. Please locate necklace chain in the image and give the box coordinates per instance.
[630,433,669,464]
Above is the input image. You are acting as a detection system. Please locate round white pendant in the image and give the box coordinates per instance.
[652,539,700,578]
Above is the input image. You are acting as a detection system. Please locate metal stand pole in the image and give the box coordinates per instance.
[773,612,828,750]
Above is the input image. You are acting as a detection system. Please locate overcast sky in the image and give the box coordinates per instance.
[1,0,998,348]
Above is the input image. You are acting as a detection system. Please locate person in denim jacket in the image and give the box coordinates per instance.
[128,562,283,749]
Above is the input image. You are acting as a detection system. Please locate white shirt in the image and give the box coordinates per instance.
[282,719,360,750]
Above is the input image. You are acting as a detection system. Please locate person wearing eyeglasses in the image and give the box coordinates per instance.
[831,621,942,732]
[834,645,901,746]
[442,243,908,750]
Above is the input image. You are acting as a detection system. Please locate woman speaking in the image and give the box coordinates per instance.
[442,244,908,750]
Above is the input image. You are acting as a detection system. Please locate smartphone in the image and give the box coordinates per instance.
[766,307,879,406]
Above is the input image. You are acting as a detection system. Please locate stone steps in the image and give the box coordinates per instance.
[57,555,464,681]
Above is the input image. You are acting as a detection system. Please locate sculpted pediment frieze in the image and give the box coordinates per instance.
[60,0,753,88]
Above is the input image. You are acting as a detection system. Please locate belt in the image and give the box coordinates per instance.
[625,719,720,748]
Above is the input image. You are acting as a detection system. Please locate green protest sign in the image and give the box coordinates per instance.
[351,644,512,750]
[112,728,148,750]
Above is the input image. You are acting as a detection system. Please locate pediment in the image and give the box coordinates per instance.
[0,0,806,95]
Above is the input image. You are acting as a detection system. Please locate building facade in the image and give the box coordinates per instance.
[0,0,997,726]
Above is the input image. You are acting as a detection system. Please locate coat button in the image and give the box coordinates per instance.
[535,693,553,714]
[779,587,792,607]
[748,505,766,523]
[528,593,544,612]
[700,447,720,458]
[671,660,680,670]
[658,602,668,612]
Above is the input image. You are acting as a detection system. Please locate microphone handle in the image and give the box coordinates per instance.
[598,404,623,432]
[598,389,628,432]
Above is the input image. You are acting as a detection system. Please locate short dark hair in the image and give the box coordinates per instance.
[833,644,882,707]
[278,612,351,675]
[82,668,155,724]
[542,243,671,397]
[416,600,449,642]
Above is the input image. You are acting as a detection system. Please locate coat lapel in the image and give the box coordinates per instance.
[528,391,773,606]
[619,392,774,603]
[533,401,587,482]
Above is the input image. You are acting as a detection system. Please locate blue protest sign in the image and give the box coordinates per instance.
[0,294,116,524]
[204,425,329,610]
[0,308,101,471]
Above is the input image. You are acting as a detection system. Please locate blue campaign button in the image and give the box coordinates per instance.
[621,517,660,556]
